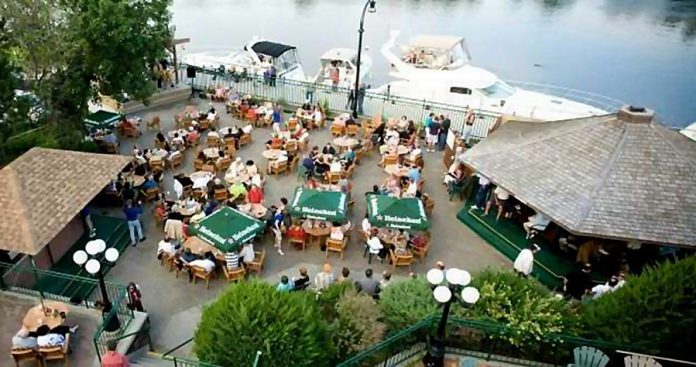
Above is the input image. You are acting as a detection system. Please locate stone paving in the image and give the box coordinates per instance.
[96,98,510,352]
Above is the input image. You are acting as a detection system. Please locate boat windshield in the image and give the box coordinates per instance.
[480,81,515,98]
[274,49,301,73]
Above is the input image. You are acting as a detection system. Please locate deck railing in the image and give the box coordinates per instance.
[0,261,134,362]
[178,65,501,140]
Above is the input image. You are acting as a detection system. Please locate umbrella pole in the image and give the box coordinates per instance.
[30,257,47,314]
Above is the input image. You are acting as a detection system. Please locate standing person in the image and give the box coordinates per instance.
[330,62,340,91]
[127,282,144,312]
[357,83,366,116]
[513,244,540,277]
[564,263,593,300]
[438,114,450,151]
[463,107,476,145]
[271,207,285,256]
[123,200,145,247]
[471,174,491,210]
[355,268,380,299]
[272,105,283,134]
[346,86,355,110]
[101,340,130,367]
[82,206,96,238]
[426,116,441,152]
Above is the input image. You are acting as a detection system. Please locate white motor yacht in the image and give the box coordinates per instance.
[681,122,696,141]
[311,48,373,89]
[373,31,618,121]
[182,38,306,83]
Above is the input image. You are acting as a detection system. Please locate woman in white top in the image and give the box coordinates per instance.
[330,223,344,241]
[246,160,259,176]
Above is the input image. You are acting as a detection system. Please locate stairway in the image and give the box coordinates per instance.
[122,85,191,114]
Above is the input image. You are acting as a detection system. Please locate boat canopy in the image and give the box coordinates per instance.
[320,48,358,63]
[250,41,296,58]
[409,35,464,51]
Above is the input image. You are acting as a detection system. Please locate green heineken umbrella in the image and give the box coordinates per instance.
[366,194,431,231]
[189,207,266,252]
[84,110,122,131]
[288,187,348,222]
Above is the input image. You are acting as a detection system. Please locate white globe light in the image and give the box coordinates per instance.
[445,268,463,285]
[105,248,120,263]
[426,268,444,286]
[86,239,106,255]
[459,270,471,286]
[433,285,452,303]
[72,250,88,266]
[461,286,480,304]
[85,259,101,275]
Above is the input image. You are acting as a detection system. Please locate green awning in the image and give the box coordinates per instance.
[84,110,123,131]
[288,187,348,222]
[366,194,431,231]
[189,207,266,252]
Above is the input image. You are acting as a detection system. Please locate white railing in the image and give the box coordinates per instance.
[506,80,627,114]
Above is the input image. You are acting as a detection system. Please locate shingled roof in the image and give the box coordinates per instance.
[0,148,131,255]
[460,107,696,247]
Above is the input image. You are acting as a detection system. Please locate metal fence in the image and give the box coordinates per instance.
[178,65,501,141]
[336,315,641,367]
[0,261,134,361]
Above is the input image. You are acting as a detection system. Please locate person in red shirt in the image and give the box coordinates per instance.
[101,340,130,367]
[287,220,306,250]
[247,184,264,204]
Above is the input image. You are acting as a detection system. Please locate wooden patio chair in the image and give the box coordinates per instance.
[325,237,347,259]
[247,250,266,274]
[214,188,229,201]
[38,334,70,366]
[289,155,300,173]
[121,124,141,138]
[346,124,359,136]
[342,165,356,179]
[325,171,341,184]
[11,348,40,367]
[191,265,214,289]
[199,119,210,131]
[389,249,414,272]
[624,356,661,367]
[216,157,232,172]
[169,152,184,168]
[287,118,298,131]
[423,194,435,215]
[270,139,284,150]
[289,235,307,251]
[224,144,236,157]
[570,346,610,367]
[103,142,118,154]
[193,159,205,171]
[268,160,288,175]
[149,159,165,172]
[239,134,252,147]
[299,137,310,152]
[411,234,431,263]
[222,266,246,283]
[285,140,298,154]
[202,164,216,173]
[331,124,344,137]
[143,187,160,202]
[381,155,397,167]
[207,135,220,147]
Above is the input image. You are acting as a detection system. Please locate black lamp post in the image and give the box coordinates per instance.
[73,239,121,332]
[423,267,480,367]
[351,0,376,119]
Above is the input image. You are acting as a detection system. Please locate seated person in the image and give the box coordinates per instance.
[407,166,421,183]
[178,248,198,267]
[186,126,199,144]
[276,275,293,292]
[171,133,185,149]
[523,212,551,239]
[342,147,356,166]
[268,152,288,172]
[207,127,220,139]
[312,107,323,125]
[12,328,38,349]
[207,105,217,120]
[141,175,158,192]
[246,160,259,176]
[322,143,336,156]
[247,184,264,204]
[293,267,310,290]
[367,229,386,260]
[329,159,343,173]
[215,150,227,166]
[240,242,256,266]
[225,251,240,270]
[103,130,119,146]
[404,177,418,198]
[189,251,216,273]
[227,157,246,178]
[36,324,79,348]
[301,154,315,174]
[157,237,179,257]
[229,182,248,201]
[330,222,345,241]
[265,134,284,150]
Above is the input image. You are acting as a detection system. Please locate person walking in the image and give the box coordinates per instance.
[271,207,285,256]
[513,244,540,277]
[101,340,130,367]
[438,114,450,151]
[123,200,145,247]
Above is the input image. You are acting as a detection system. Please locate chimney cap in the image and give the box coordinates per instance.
[617,105,654,124]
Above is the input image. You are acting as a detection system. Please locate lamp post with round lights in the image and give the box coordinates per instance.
[72,239,121,332]
[351,0,376,119]
[423,267,481,367]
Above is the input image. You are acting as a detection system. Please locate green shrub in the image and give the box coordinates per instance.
[331,289,385,362]
[317,281,355,319]
[580,256,696,359]
[194,281,333,367]
[466,269,578,348]
[379,277,439,332]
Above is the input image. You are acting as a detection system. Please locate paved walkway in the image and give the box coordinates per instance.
[100,98,510,352]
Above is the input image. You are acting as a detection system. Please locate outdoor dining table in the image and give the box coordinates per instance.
[224,172,250,185]
[168,129,188,139]
[332,113,350,127]
[384,164,410,177]
[238,203,268,219]
[150,154,164,164]
[262,149,285,160]
[203,147,220,159]
[22,301,69,332]
[184,236,225,262]
[302,220,331,249]
[174,201,201,216]
[333,136,359,151]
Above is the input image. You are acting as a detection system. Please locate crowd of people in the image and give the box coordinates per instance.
[274,263,393,299]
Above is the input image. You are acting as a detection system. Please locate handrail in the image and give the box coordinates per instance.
[162,337,195,358]
[615,351,696,366]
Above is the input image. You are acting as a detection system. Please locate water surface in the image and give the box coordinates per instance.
[172,0,696,126]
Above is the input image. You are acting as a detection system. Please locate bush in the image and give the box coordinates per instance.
[194,281,333,367]
[580,256,696,359]
[317,281,355,319]
[380,277,440,332]
[331,289,385,362]
[467,269,578,348]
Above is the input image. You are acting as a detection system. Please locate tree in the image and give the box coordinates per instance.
[194,281,333,367]
[331,289,385,362]
[379,277,440,332]
[580,256,696,359]
[466,269,578,349]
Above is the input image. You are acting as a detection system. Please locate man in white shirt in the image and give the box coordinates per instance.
[523,212,551,239]
[329,159,343,173]
[240,242,255,265]
[36,324,78,348]
[513,244,540,277]
[157,237,178,257]
[207,128,220,139]
[367,232,384,262]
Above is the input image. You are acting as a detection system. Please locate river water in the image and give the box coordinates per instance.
[172,0,696,127]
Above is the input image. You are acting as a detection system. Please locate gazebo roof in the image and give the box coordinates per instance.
[0,148,132,255]
[460,107,696,247]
